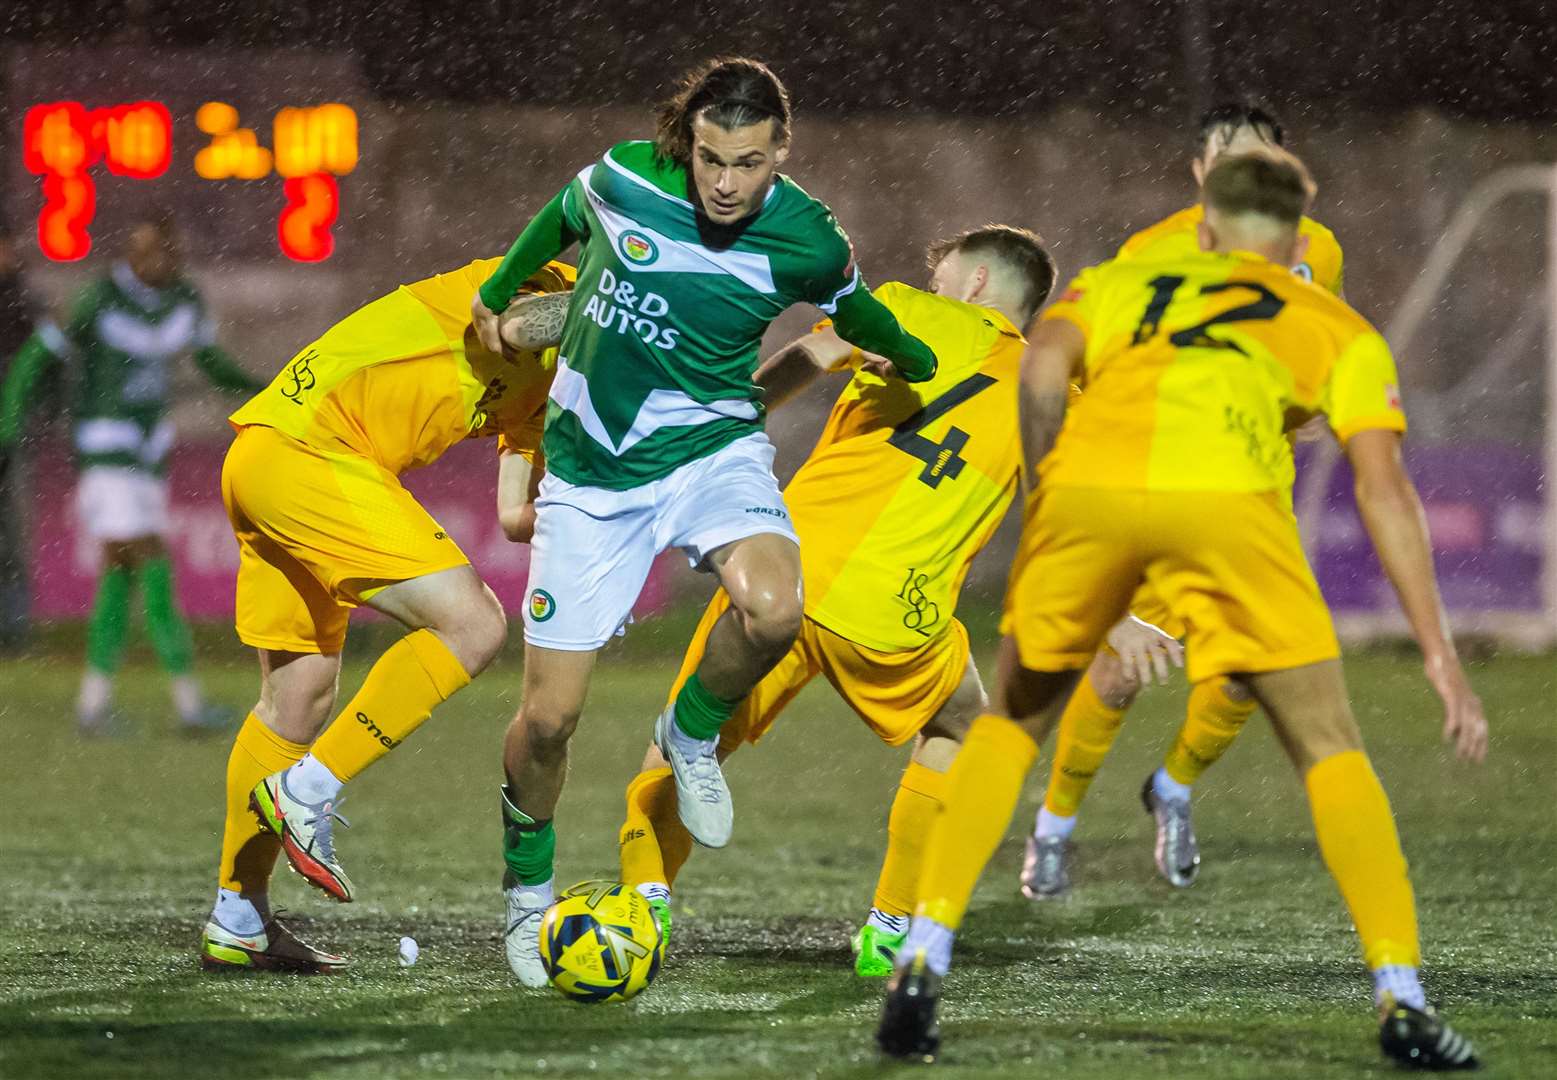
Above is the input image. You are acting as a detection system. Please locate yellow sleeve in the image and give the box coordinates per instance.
[497,405,547,465]
[521,260,577,296]
[1039,264,1101,336]
[1323,331,1407,444]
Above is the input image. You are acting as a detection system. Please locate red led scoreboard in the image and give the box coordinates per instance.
[7,48,368,265]
[24,100,357,263]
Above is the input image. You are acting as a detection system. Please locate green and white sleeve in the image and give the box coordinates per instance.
[478,184,589,314]
[0,333,60,447]
[828,286,938,383]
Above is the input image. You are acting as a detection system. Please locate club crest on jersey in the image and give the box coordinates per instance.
[528,588,557,622]
[618,230,658,266]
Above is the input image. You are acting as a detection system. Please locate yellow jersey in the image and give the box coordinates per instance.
[1039,249,1404,493]
[795,282,1023,651]
[230,258,576,475]
[1120,205,1345,296]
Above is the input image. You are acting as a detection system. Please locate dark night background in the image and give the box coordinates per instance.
[3,0,1556,121]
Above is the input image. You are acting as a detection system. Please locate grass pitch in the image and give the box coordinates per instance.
[1,615,1554,1079]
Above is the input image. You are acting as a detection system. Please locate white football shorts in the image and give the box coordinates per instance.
[522,433,798,651]
[75,465,171,543]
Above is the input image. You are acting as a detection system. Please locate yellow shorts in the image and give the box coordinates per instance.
[1000,487,1339,683]
[668,590,972,751]
[221,424,470,653]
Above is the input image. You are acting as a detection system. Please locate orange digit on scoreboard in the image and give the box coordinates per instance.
[24,102,100,260]
[278,173,340,262]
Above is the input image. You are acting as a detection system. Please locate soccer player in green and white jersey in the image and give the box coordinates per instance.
[0,214,262,735]
[466,57,939,987]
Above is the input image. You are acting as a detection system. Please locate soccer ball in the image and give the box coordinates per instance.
[539,880,664,1004]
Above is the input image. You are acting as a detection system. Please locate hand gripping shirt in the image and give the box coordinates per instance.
[229,259,575,476]
[1039,249,1405,494]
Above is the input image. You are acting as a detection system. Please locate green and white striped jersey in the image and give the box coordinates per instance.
[1,261,254,473]
[542,141,864,489]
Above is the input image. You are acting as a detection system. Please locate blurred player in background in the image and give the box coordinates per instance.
[1023,104,1351,899]
[618,227,1179,974]
[471,56,940,988]
[0,223,40,650]
[201,258,574,974]
[0,214,261,734]
[880,152,1486,1070]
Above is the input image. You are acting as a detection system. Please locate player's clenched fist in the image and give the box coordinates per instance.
[471,293,504,355]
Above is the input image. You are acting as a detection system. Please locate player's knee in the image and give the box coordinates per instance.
[460,586,508,675]
[1090,652,1140,709]
[518,698,582,755]
[1219,675,1256,704]
[737,584,802,656]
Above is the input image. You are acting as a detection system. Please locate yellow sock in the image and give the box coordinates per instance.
[871,760,948,917]
[1043,673,1126,817]
[1305,750,1421,969]
[916,714,1039,929]
[310,629,471,784]
[619,767,695,889]
[1163,676,1257,786]
[220,713,308,894]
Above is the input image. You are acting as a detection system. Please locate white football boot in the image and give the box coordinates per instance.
[503,875,552,988]
[654,704,732,848]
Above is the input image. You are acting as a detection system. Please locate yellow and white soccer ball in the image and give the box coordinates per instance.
[539,880,664,1004]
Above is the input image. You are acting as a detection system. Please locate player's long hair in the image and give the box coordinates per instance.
[654,57,792,167]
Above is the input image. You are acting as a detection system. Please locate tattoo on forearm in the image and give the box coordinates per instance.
[501,290,572,351]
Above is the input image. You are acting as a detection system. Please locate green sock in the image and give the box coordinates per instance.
[138,557,193,675]
[501,786,556,887]
[85,566,133,674]
[673,672,740,741]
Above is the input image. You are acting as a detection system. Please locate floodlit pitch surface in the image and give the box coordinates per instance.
[1,620,1553,1079]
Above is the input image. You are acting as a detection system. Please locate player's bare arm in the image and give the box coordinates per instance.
[497,448,541,543]
[1017,317,1084,488]
[1346,428,1488,762]
[754,328,852,409]
[498,290,571,353]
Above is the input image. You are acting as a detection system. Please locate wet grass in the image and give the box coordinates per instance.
[1,623,1554,1078]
